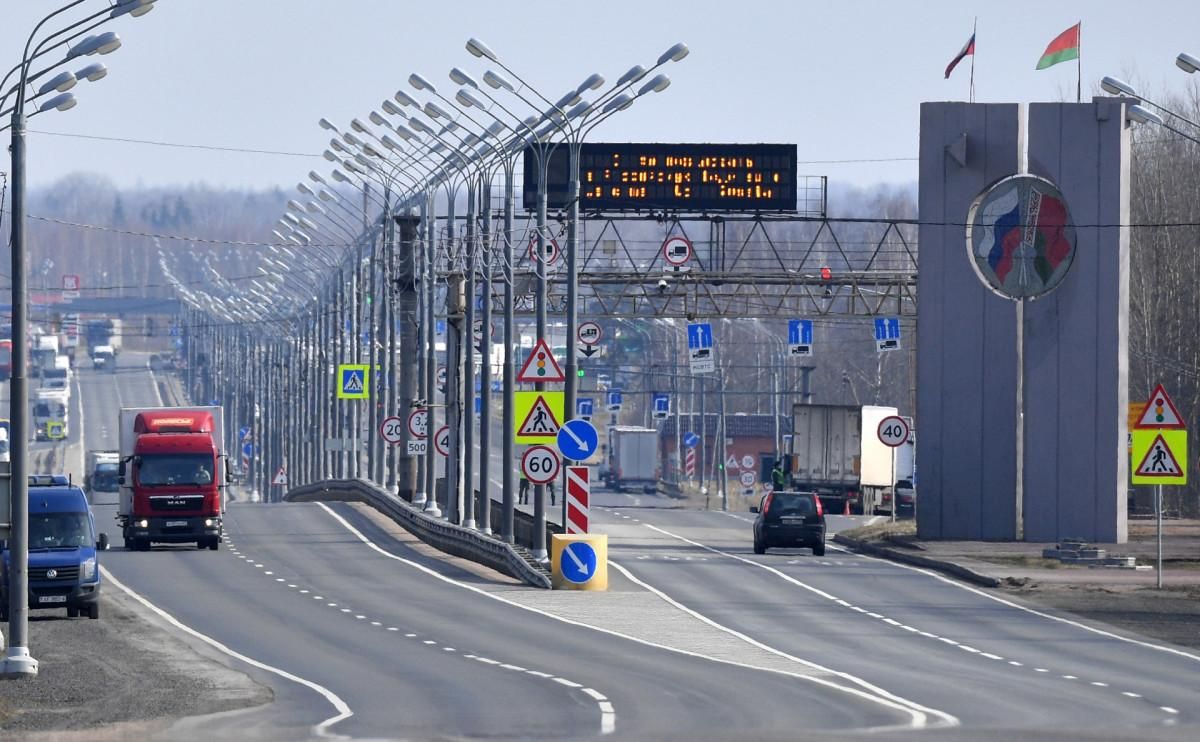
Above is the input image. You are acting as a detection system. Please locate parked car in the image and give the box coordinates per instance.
[894,479,916,517]
[751,490,826,555]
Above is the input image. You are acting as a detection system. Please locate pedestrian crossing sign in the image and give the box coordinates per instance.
[1131,429,1187,485]
[337,364,370,399]
[514,391,564,444]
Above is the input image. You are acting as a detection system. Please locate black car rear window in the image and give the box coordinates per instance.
[768,493,815,517]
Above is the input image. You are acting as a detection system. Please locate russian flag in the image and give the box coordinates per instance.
[945,32,976,79]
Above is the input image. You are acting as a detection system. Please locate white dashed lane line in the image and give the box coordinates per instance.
[225,510,617,736]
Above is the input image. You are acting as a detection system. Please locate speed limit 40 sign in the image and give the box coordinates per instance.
[434,425,451,457]
[877,415,910,448]
[521,445,561,485]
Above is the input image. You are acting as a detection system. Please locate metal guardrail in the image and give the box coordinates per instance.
[285,479,552,589]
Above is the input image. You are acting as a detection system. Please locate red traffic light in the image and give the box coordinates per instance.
[820,266,832,281]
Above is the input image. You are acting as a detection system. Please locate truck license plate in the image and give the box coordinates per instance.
[166,520,188,528]
[39,595,67,603]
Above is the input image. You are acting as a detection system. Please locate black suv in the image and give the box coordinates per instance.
[752,491,826,555]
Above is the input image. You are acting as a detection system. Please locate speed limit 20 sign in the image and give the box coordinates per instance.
[379,416,404,445]
[521,445,561,485]
[877,415,910,448]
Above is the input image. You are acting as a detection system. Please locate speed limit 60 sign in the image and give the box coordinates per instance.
[877,415,910,448]
[521,445,561,485]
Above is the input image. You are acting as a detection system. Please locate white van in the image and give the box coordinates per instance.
[0,428,10,463]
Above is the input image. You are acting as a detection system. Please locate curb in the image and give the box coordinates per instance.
[833,533,1002,588]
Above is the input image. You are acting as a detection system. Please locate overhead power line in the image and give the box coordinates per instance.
[27,129,323,159]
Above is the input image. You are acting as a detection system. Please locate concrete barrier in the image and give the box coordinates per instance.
[287,479,552,589]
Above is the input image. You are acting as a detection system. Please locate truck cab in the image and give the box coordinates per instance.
[0,475,108,620]
[33,394,69,442]
[92,344,116,371]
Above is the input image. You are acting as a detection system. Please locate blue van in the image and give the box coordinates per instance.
[1,475,109,620]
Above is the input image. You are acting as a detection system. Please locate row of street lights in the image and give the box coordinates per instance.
[3,0,160,680]
[177,37,686,560]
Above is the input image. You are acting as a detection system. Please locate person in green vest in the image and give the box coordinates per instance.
[771,460,787,491]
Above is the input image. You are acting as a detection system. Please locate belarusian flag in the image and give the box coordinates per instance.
[1036,23,1080,70]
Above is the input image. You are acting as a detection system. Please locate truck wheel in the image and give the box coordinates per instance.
[204,538,219,551]
[67,606,80,618]
[88,603,100,620]
[136,538,151,552]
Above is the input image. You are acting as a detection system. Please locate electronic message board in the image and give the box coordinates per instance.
[522,143,797,213]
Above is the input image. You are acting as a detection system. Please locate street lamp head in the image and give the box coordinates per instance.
[342,132,365,148]
[110,0,156,19]
[465,38,498,62]
[395,90,420,108]
[457,88,488,110]
[555,90,581,109]
[39,92,77,113]
[369,111,387,126]
[1177,52,1200,74]
[76,63,108,82]
[362,141,384,158]
[322,149,338,162]
[602,93,634,114]
[617,64,647,87]
[381,134,404,151]
[638,74,671,95]
[382,99,405,117]
[350,118,370,134]
[305,200,326,214]
[423,101,452,120]
[1127,104,1164,126]
[271,229,288,243]
[330,138,349,153]
[409,73,437,93]
[449,67,478,88]
[297,182,315,196]
[461,132,481,148]
[1100,76,1137,98]
[483,70,514,91]
[319,187,339,201]
[658,42,690,64]
[567,100,594,120]
[319,117,339,132]
[577,73,605,93]
[93,32,123,55]
[287,199,305,212]
[38,71,77,95]
[394,123,419,141]
[485,120,507,136]
[409,116,435,135]
[283,212,301,225]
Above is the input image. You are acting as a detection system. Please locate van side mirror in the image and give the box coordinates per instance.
[118,460,126,476]
[97,533,109,551]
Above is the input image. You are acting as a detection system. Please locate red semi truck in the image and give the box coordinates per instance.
[117,406,227,551]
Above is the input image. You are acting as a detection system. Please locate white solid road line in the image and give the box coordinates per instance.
[607,560,958,732]
[316,502,616,736]
[101,566,353,738]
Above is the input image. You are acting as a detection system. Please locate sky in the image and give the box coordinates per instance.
[4,0,1200,193]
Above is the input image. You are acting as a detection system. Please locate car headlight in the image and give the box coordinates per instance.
[137,519,149,528]
[81,558,96,581]
[203,518,213,527]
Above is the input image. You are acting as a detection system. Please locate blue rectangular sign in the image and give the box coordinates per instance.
[874,317,901,352]
[687,322,713,350]
[788,319,813,345]
[577,398,594,418]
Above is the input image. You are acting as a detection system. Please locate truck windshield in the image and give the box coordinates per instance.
[137,453,215,486]
[93,464,120,491]
[29,512,93,549]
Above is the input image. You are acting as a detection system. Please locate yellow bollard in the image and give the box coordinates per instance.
[550,534,608,591]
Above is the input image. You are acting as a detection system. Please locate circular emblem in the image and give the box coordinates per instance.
[46,569,58,579]
[966,174,1076,300]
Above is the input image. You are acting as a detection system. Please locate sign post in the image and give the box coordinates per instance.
[1131,383,1188,589]
[877,415,910,523]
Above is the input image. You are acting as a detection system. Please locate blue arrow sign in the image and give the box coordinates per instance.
[577,398,594,418]
[873,317,901,352]
[607,389,623,411]
[557,418,599,461]
[560,541,598,584]
[238,426,251,442]
[475,396,482,415]
[788,319,813,345]
[687,322,713,350]
[652,393,670,418]
[683,431,700,448]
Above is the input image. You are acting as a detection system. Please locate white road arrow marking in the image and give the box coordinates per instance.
[564,544,590,576]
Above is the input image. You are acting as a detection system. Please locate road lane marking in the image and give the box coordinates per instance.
[100,566,352,737]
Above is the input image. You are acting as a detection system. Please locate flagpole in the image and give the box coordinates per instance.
[970,17,977,103]
[1077,21,1082,103]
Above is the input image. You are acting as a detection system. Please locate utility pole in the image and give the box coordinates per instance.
[394,211,422,500]
[444,269,465,524]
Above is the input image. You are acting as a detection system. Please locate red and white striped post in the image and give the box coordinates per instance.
[684,447,696,479]
[565,465,590,534]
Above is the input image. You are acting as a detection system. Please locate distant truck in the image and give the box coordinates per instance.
[92,344,116,371]
[117,406,227,551]
[85,449,122,498]
[33,391,69,441]
[85,318,122,356]
[32,334,60,377]
[786,404,900,515]
[604,425,659,493]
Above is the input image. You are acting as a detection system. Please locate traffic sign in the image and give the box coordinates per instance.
[336,364,370,399]
[557,418,599,461]
[788,319,814,357]
[521,445,560,484]
[272,467,287,486]
[62,274,80,291]
[406,440,427,457]
[577,397,594,420]
[687,322,715,374]
[380,416,404,445]
[874,317,901,352]
[683,431,700,448]
[739,471,756,488]
[565,466,590,534]
[877,415,910,447]
[559,540,597,584]
[528,235,561,265]
[652,393,670,420]
[577,321,603,346]
[1134,384,1186,429]
[1131,430,1188,485]
[407,408,429,439]
[433,425,450,457]
[607,389,623,411]
[516,338,565,383]
[514,391,565,444]
[239,426,252,443]
[662,235,692,266]
[436,366,447,394]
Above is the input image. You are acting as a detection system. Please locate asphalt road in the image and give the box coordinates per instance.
[66,355,945,740]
